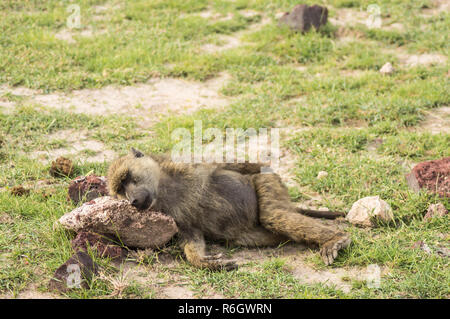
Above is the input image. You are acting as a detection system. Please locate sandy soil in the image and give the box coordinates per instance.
[419,106,450,135]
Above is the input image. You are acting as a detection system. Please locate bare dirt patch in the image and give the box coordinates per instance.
[115,242,365,297]
[54,27,108,44]
[421,0,450,17]
[0,283,62,299]
[31,129,117,164]
[30,73,231,126]
[198,10,234,21]
[383,22,405,32]
[93,2,122,15]
[1,73,232,127]
[0,85,40,97]
[0,100,15,114]
[419,106,450,134]
[228,242,366,293]
[289,259,365,293]
[200,14,272,53]
[331,8,405,35]
[399,53,448,67]
[114,258,223,299]
[160,285,195,299]
[329,8,369,28]
[382,48,448,68]
[201,35,243,53]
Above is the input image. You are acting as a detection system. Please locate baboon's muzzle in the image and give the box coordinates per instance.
[129,189,152,210]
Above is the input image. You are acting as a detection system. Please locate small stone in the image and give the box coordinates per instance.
[380,62,394,75]
[57,196,178,249]
[68,175,108,205]
[71,231,127,259]
[346,196,393,227]
[278,4,328,32]
[424,203,448,221]
[50,157,74,177]
[48,251,98,293]
[10,186,30,196]
[317,171,328,179]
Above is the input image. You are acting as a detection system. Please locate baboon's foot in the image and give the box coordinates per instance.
[201,253,238,271]
[320,234,351,265]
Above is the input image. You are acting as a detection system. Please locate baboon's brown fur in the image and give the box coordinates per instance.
[107,149,351,270]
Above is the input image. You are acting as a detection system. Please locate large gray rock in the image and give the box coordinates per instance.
[278,4,328,32]
[346,196,393,227]
[57,196,178,249]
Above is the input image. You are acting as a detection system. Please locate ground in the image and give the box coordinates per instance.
[0,0,449,299]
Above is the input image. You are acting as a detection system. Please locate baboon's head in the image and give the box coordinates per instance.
[107,148,161,210]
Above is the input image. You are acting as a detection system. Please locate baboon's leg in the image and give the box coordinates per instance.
[180,230,237,271]
[232,227,288,247]
[252,173,351,265]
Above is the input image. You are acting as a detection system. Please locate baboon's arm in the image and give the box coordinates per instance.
[217,162,265,175]
[296,208,346,219]
[181,231,237,271]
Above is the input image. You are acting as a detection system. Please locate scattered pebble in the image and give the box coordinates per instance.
[346,196,393,227]
[317,171,328,179]
[380,62,394,75]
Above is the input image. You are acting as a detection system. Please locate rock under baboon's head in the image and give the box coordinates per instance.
[107,148,161,210]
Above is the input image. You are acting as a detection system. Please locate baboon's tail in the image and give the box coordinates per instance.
[296,208,346,219]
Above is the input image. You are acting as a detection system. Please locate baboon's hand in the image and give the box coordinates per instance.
[320,234,351,266]
[201,253,238,271]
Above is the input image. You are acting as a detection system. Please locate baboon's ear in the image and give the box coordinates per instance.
[131,147,145,158]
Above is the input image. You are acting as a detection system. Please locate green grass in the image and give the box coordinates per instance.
[0,0,449,298]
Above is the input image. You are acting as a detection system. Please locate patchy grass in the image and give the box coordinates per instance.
[0,0,449,299]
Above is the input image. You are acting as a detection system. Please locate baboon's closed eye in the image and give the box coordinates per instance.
[108,148,161,210]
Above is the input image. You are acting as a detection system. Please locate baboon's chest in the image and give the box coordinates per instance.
[206,171,258,223]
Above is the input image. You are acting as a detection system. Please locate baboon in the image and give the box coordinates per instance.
[107,148,351,270]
